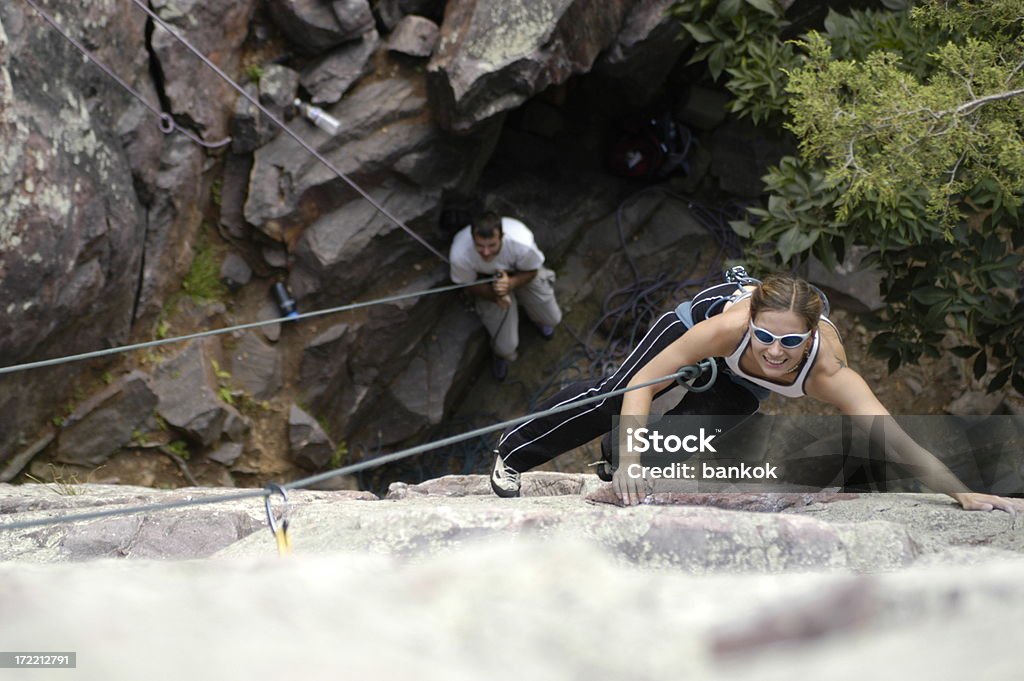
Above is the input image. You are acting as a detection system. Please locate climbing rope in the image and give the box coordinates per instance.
[22,0,228,148]
[0,359,717,533]
[0,278,496,376]
[20,0,449,264]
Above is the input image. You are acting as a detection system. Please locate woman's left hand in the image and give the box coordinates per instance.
[953,492,1024,513]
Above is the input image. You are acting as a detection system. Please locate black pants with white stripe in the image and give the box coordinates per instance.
[496,312,760,472]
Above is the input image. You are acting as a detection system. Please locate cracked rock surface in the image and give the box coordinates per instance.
[1,476,1022,679]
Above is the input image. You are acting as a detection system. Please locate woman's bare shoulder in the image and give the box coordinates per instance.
[690,303,749,356]
[810,320,849,380]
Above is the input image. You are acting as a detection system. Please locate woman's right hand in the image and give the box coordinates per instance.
[613,457,648,506]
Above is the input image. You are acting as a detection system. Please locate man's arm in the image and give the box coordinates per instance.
[492,270,536,297]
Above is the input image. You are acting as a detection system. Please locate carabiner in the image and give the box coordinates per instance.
[676,358,718,392]
[264,483,292,555]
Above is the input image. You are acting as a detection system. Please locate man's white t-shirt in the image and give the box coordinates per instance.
[449,217,545,284]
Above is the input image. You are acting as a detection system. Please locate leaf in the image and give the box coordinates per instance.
[743,0,781,17]
[776,226,803,263]
[909,286,950,306]
[681,22,715,43]
[987,368,1011,394]
[973,350,987,380]
[949,345,980,358]
[729,220,755,238]
[990,266,1019,290]
[888,354,901,374]
[1013,372,1024,396]
[708,45,726,80]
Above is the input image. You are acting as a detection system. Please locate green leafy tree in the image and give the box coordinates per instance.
[678,0,1024,393]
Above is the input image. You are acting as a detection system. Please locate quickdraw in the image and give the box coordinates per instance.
[264,484,292,556]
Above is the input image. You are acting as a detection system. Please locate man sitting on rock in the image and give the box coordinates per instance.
[449,211,562,381]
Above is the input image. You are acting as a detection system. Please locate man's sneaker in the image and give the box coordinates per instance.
[490,452,521,497]
[492,357,509,381]
[537,324,555,340]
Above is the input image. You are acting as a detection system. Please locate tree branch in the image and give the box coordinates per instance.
[954,87,1024,115]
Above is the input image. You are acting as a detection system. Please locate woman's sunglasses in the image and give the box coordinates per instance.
[749,322,812,349]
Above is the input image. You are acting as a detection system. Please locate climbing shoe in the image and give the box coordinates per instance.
[490,452,521,498]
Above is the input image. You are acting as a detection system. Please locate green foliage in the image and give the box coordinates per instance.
[210,178,223,208]
[329,441,349,469]
[182,229,227,304]
[667,0,1024,388]
[167,440,191,460]
[720,1,1024,392]
[730,156,846,264]
[670,0,787,81]
[786,24,1024,231]
[244,63,264,83]
[210,359,239,406]
[724,37,802,124]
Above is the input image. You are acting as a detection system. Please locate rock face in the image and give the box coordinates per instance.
[288,404,336,470]
[0,0,909,494]
[152,342,242,447]
[2,482,1024,681]
[427,0,633,132]
[0,4,147,458]
[55,372,158,467]
[387,15,440,58]
[300,30,379,105]
[134,0,257,322]
[267,0,375,54]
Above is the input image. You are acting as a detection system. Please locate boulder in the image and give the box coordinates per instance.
[367,305,482,444]
[286,180,443,302]
[387,15,440,58]
[288,404,336,470]
[806,245,885,312]
[299,322,355,405]
[266,0,374,54]
[258,64,301,115]
[227,332,282,400]
[149,0,257,142]
[152,342,241,446]
[244,73,430,229]
[427,0,632,133]
[675,84,731,131]
[54,372,158,467]
[135,0,256,322]
[231,84,274,154]
[208,441,244,467]
[219,252,252,291]
[299,273,449,441]
[300,30,379,105]
[257,296,284,342]
[375,0,447,31]
[217,153,254,239]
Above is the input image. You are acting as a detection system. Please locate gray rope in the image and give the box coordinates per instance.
[21,0,229,149]
[124,0,451,265]
[0,278,494,375]
[0,361,714,532]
